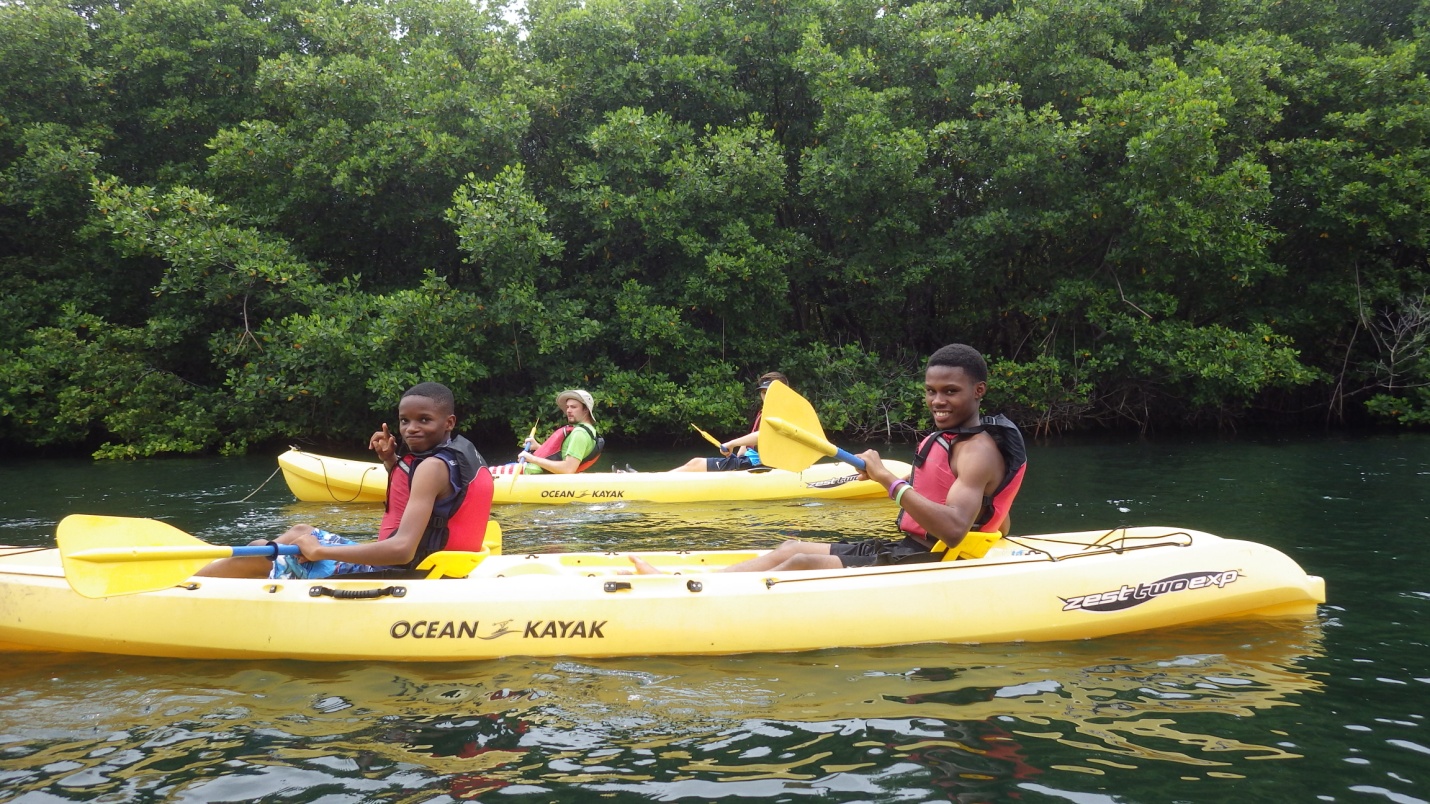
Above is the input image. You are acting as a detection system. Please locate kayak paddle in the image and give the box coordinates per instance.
[690,423,730,453]
[510,421,538,487]
[57,514,299,599]
[756,381,867,472]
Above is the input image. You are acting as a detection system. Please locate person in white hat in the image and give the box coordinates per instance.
[492,389,603,475]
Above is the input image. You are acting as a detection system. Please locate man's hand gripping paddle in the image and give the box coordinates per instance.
[509,421,538,487]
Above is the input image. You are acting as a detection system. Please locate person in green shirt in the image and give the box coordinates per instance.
[492,389,603,475]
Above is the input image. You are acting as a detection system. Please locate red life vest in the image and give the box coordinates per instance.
[898,414,1027,545]
[530,422,604,472]
[380,435,492,568]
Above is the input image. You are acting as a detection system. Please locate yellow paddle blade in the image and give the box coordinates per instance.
[757,381,833,472]
[58,514,221,599]
[763,416,840,456]
[690,423,724,450]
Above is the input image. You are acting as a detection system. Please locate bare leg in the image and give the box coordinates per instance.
[196,524,314,578]
[768,552,844,571]
[626,555,663,574]
[628,540,844,575]
[670,457,709,473]
[719,539,833,572]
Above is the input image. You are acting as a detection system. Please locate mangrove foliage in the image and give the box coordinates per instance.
[1,0,1428,456]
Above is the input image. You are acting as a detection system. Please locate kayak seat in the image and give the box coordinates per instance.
[931,531,1002,561]
[484,521,503,555]
[417,549,491,580]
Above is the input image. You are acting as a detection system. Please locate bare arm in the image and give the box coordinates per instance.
[724,431,759,453]
[519,451,581,474]
[298,458,451,565]
[920,436,1004,543]
[860,436,1005,545]
[520,426,593,474]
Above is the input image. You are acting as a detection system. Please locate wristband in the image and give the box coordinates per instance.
[895,485,912,507]
[888,479,909,501]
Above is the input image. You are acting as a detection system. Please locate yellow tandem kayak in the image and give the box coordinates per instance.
[277,447,908,505]
[0,525,1324,661]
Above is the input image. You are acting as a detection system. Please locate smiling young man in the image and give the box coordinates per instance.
[703,344,1027,573]
[199,382,492,579]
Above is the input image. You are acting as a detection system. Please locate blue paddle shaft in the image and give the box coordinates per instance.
[232,543,302,558]
[834,447,866,471]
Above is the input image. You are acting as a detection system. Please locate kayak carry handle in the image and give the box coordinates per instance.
[308,585,407,599]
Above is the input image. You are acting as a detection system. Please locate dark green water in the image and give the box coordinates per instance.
[1,433,1427,803]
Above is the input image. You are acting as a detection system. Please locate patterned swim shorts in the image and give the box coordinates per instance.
[268,529,385,580]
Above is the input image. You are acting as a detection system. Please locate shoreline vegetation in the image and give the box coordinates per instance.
[2,0,1427,459]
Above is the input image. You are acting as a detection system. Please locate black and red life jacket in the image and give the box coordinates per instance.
[380,435,492,568]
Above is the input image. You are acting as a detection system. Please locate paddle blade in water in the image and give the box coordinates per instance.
[757,381,833,472]
[58,514,225,598]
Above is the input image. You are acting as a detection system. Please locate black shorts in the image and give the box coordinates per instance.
[705,454,756,471]
[830,535,941,568]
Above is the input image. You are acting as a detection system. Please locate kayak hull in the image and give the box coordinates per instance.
[277,448,906,505]
[0,527,1325,661]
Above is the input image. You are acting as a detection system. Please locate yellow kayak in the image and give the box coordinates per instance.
[0,526,1324,661]
[277,447,907,505]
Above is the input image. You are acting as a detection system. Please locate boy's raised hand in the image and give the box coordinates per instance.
[370,423,398,468]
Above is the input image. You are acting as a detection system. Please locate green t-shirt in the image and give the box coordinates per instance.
[524,423,598,474]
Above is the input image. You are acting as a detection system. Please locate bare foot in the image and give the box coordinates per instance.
[626,555,664,575]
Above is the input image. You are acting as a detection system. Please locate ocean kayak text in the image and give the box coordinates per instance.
[389,619,608,640]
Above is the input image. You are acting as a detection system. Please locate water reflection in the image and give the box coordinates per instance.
[0,619,1323,801]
